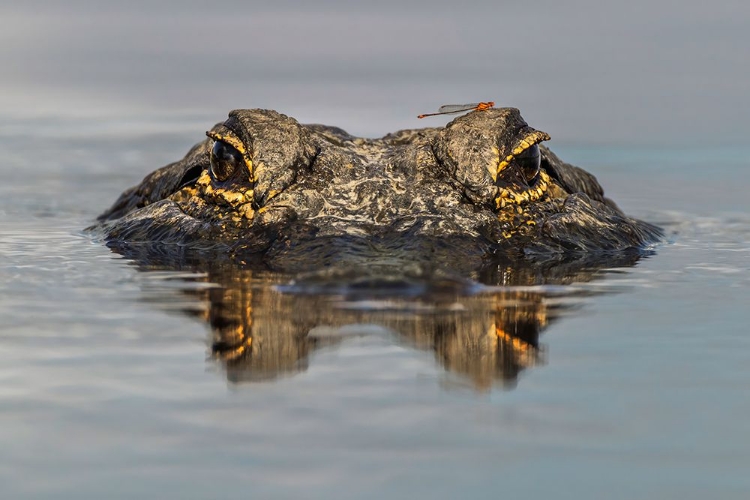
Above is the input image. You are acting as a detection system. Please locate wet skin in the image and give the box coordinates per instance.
[95,108,662,273]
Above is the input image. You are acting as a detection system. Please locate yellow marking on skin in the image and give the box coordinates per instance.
[497,156,513,173]
[197,171,212,186]
[511,138,534,156]
[265,190,280,202]
[487,146,501,182]
[169,185,199,203]
[220,190,246,205]
[240,204,255,220]
[206,131,247,155]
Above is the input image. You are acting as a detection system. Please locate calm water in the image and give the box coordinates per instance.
[1,118,749,500]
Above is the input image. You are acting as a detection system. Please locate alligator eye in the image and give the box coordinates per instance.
[516,144,541,182]
[210,140,244,182]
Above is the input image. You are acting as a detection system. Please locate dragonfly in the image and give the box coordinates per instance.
[417,101,495,119]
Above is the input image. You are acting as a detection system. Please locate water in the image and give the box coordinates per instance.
[3,0,749,494]
[1,114,749,499]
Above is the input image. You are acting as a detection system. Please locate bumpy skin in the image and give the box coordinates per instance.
[95,108,662,272]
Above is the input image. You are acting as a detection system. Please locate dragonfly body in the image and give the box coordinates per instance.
[418,101,495,119]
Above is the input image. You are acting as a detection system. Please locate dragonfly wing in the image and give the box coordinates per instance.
[437,103,481,113]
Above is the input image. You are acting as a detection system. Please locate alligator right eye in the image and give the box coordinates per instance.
[210,140,244,182]
[516,144,541,183]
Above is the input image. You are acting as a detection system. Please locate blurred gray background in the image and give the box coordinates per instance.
[1,0,747,144]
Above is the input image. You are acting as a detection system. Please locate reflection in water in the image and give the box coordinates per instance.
[120,247,645,390]
[208,282,547,389]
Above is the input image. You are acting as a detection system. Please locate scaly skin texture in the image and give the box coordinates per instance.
[94,108,662,272]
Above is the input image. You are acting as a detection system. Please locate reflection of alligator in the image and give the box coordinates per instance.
[135,253,644,390]
[94,108,662,272]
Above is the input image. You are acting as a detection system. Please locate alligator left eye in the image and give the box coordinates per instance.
[210,140,244,182]
[516,144,541,182]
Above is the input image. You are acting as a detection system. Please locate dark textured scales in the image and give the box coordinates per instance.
[93,108,662,272]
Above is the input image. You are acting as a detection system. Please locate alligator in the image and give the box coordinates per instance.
[95,107,662,273]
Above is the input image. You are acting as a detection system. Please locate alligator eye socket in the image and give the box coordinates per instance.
[210,140,243,182]
[516,144,541,183]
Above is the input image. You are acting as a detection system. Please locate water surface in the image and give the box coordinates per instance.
[1,119,749,499]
